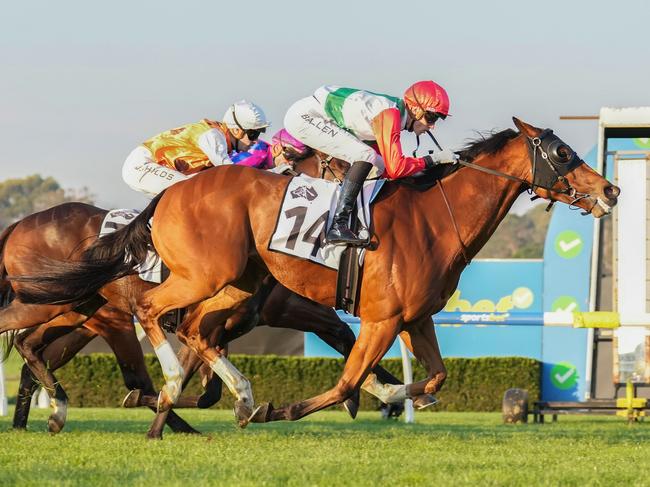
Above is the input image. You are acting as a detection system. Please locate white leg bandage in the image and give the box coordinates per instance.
[362,373,408,404]
[154,341,184,404]
[209,356,253,407]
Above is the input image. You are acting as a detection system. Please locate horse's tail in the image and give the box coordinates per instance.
[13,192,165,306]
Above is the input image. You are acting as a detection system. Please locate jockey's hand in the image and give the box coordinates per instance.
[424,149,459,168]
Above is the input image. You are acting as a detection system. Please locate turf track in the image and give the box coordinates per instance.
[1,408,649,486]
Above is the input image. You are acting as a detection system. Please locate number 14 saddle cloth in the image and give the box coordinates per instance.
[268,174,384,269]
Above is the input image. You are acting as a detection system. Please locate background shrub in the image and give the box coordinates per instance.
[57,354,540,411]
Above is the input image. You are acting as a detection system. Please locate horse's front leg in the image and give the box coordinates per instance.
[400,317,447,397]
[254,316,401,423]
[175,288,258,427]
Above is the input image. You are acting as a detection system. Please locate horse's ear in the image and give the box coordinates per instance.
[512,117,538,137]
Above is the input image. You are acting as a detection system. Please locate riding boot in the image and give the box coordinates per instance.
[326,161,373,246]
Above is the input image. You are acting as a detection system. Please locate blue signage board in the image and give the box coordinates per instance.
[305,260,544,360]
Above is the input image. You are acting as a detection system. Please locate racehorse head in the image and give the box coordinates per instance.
[511,117,619,217]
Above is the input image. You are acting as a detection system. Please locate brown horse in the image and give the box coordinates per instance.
[2,150,412,434]
[11,306,203,435]
[15,118,619,423]
[0,205,201,434]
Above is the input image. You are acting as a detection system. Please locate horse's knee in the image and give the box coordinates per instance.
[13,330,30,352]
[14,334,39,364]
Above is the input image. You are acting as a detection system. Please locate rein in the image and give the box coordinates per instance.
[456,133,591,211]
[419,129,597,266]
[317,154,342,183]
[438,180,470,265]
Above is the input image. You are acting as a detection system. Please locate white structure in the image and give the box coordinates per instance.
[588,107,650,391]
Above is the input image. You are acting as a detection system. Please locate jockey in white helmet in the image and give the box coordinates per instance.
[122,100,271,198]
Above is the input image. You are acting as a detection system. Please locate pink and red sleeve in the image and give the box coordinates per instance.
[371,108,426,179]
[230,141,274,169]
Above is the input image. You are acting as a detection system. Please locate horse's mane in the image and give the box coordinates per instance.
[394,128,520,190]
[458,129,519,162]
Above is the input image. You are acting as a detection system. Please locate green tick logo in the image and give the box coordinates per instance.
[554,230,583,259]
[634,138,650,149]
[551,296,581,313]
[550,362,578,390]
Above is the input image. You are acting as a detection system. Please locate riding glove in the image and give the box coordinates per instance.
[423,149,459,168]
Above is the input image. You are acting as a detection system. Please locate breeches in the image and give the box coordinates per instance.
[284,95,384,175]
[122,146,189,198]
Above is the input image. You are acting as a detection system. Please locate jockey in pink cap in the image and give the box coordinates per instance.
[284,81,456,246]
[270,128,313,167]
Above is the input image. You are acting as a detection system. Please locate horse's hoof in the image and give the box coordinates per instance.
[237,404,263,429]
[47,415,65,434]
[146,430,163,440]
[249,402,273,424]
[122,389,143,408]
[156,391,173,413]
[233,399,253,428]
[413,394,438,410]
[47,398,67,434]
[343,397,359,419]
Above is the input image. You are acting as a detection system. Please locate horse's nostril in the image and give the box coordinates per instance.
[604,185,620,200]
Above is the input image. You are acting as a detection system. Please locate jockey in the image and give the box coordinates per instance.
[269,128,313,171]
[284,81,456,246]
[122,100,271,198]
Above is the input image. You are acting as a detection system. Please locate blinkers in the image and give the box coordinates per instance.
[527,129,580,191]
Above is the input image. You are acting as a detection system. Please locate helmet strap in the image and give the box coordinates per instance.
[231,105,246,132]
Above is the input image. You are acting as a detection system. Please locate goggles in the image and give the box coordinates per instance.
[423,111,447,125]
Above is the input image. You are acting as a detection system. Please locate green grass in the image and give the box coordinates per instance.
[1,408,650,486]
[2,349,23,403]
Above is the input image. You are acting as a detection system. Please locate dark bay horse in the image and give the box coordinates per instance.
[12,118,619,423]
[0,204,200,434]
[1,149,413,434]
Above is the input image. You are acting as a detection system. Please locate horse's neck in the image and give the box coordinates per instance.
[429,141,530,263]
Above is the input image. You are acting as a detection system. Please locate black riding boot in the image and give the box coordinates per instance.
[326,161,373,246]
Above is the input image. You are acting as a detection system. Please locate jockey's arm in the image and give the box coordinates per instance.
[197,128,233,166]
[229,141,274,169]
[371,108,427,179]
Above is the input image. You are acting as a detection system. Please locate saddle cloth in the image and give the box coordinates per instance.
[99,209,161,283]
[268,175,384,269]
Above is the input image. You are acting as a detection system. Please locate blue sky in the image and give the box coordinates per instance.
[1,0,648,211]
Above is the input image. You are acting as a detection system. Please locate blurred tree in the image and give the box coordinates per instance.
[476,204,552,259]
[0,175,94,229]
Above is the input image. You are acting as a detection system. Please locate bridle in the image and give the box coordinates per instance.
[271,148,345,183]
[316,154,343,184]
[424,129,596,213]
[422,128,602,267]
